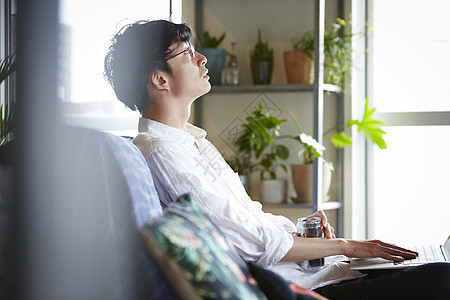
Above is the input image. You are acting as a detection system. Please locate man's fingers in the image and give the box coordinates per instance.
[369,242,418,262]
[323,223,336,239]
[376,251,404,262]
[346,240,418,261]
[371,240,418,258]
[310,210,331,233]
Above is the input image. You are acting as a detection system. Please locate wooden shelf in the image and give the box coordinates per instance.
[209,83,341,94]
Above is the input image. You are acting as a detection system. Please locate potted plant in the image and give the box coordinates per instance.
[283,30,314,84]
[285,17,366,89]
[250,29,274,85]
[197,30,226,86]
[234,102,289,203]
[284,98,386,203]
[0,53,15,146]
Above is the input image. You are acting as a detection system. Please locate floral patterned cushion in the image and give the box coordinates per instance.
[141,193,267,300]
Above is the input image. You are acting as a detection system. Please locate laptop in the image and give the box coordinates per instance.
[349,235,450,271]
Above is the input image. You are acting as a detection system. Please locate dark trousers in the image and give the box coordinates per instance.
[313,263,450,300]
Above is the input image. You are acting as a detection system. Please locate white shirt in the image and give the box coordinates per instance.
[133,117,363,289]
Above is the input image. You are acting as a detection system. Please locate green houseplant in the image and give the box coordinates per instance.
[197,30,227,86]
[233,102,289,203]
[250,29,274,84]
[323,17,355,88]
[287,17,367,89]
[201,31,226,48]
[0,54,15,146]
[235,102,289,180]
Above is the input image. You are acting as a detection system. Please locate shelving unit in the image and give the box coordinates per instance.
[194,0,344,237]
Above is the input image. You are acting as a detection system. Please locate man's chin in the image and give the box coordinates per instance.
[202,83,212,95]
[192,85,211,101]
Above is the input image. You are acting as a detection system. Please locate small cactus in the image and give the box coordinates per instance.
[251,29,273,61]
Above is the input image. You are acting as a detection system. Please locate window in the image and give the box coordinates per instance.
[58,0,181,136]
[367,0,450,245]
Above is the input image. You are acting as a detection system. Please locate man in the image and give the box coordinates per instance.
[104,20,449,299]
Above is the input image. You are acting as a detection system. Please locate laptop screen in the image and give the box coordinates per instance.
[443,235,450,259]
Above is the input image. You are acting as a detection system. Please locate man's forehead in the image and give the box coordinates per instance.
[168,41,189,50]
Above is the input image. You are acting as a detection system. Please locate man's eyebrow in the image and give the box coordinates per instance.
[165,48,176,55]
[165,42,185,53]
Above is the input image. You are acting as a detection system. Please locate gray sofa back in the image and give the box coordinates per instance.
[51,126,176,299]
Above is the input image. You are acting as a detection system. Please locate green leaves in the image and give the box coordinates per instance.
[336,17,347,27]
[251,29,273,61]
[0,101,14,146]
[329,99,386,150]
[275,144,289,160]
[348,99,387,149]
[260,145,289,179]
[234,102,289,179]
[0,54,15,84]
[292,30,314,54]
[236,102,286,158]
[330,132,352,148]
[293,17,367,89]
[202,31,226,48]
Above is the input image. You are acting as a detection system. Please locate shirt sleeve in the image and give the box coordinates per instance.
[265,212,298,233]
[134,136,295,267]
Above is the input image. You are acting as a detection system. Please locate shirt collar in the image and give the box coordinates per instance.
[138,117,206,145]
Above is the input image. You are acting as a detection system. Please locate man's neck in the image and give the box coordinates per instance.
[142,101,192,131]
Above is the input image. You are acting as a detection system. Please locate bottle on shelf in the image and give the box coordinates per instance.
[222,42,239,85]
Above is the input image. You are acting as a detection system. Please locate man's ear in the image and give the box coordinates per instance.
[148,71,170,91]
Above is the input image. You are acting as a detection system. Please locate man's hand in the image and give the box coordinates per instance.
[308,210,335,239]
[342,239,418,262]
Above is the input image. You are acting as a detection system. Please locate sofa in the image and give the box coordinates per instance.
[2,125,326,299]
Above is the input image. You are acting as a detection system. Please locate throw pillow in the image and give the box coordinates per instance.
[141,193,267,300]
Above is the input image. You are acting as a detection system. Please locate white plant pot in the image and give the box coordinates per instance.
[258,179,287,204]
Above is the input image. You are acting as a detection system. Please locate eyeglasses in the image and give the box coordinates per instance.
[165,43,196,61]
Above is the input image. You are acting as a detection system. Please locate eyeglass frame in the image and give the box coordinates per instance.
[164,43,196,61]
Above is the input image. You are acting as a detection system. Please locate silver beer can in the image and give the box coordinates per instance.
[296,216,325,267]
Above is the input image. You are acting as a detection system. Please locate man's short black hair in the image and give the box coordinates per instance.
[104,20,192,113]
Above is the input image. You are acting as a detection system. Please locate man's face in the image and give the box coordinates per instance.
[165,41,211,101]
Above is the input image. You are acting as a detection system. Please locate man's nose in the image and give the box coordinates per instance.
[196,51,207,66]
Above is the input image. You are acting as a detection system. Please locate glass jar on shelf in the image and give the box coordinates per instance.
[222,42,239,85]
